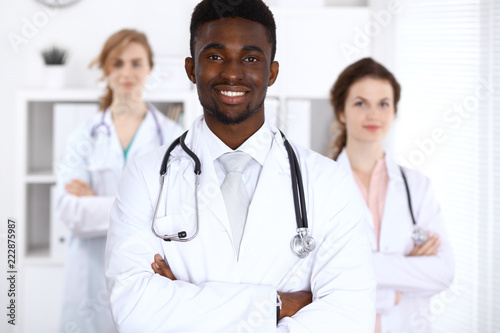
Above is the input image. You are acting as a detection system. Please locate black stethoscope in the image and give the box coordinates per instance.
[151,130,316,259]
[400,166,427,246]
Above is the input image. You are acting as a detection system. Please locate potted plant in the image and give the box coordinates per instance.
[41,46,68,89]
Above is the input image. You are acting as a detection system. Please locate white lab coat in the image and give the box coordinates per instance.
[336,150,455,333]
[56,106,183,333]
[105,116,376,333]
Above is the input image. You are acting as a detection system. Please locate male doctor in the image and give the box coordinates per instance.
[105,0,376,332]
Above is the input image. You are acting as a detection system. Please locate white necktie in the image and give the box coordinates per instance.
[219,151,253,257]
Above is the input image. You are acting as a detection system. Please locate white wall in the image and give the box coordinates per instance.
[267,0,367,5]
[0,0,200,238]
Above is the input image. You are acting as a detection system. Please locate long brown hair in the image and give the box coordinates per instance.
[329,57,401,160]
[89,29,154,111]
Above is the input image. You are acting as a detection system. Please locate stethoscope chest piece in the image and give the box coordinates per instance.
[412,225,428,246]
[291,228,316,259]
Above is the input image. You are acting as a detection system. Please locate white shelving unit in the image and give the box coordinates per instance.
[15,88,200,332]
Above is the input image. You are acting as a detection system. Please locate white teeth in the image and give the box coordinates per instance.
[220,91,245,97]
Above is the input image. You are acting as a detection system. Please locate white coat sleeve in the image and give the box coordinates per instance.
[372,178,455,296]
[105,160,277,333]
[57,194,114,238]
[277,177,376,332]
[55,127,114,238]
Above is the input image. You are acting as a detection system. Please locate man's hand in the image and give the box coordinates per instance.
[277,291,312,320]
[151,254,176,280]
[409,233,440,256]
[65,179,95,197]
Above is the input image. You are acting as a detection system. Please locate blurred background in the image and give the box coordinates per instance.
[0,0,498,332]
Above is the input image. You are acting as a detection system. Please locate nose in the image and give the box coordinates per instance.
[367,105,377,119]
[220,58,243,81]
[119,63,132,78]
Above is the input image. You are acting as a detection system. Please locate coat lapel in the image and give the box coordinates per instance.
[238,133,303,272]
[336,149,377,249]
[127,108,160,159]
[101,110,125,168]
[379,155,413,252]
[246,133,291,225]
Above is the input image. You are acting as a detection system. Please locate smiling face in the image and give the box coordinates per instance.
[185,17,278,127]
[106,42,151,97]
[340,77,395,145]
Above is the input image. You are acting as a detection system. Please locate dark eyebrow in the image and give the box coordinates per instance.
[242,45,265,54]
[200,44,265,55]
[200,43,225,53]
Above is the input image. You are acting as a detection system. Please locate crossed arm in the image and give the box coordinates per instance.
[379,233,441,310]
[151,254,312,321]
[409,233,440,257]
[65,179,95,197]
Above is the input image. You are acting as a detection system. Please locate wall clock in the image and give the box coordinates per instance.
[36,0,81,8]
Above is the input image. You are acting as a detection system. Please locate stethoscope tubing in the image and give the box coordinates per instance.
[399,165,429,246]
[153,131,201,242]
[281,132,308,230]
[90,102,164,146]
[399,166,416,226]
[290,140,309,229]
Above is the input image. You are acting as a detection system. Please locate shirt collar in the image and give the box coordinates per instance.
[201,118,273,166]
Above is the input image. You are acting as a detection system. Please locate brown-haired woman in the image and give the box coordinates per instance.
[331,58,454,333]
[56,29,182,332]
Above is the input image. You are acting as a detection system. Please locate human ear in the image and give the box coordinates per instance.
[338,111,346,124]
[185,57,196,84]
[268,61,279,87]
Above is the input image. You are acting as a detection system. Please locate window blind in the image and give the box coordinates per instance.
[487,1,500,331]
[391,0,498,332]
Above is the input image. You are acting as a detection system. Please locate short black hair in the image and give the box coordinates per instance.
[189,0,277,62]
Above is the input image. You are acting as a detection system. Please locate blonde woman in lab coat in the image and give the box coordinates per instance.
[330,58,454,333]
[55,29,182,332]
